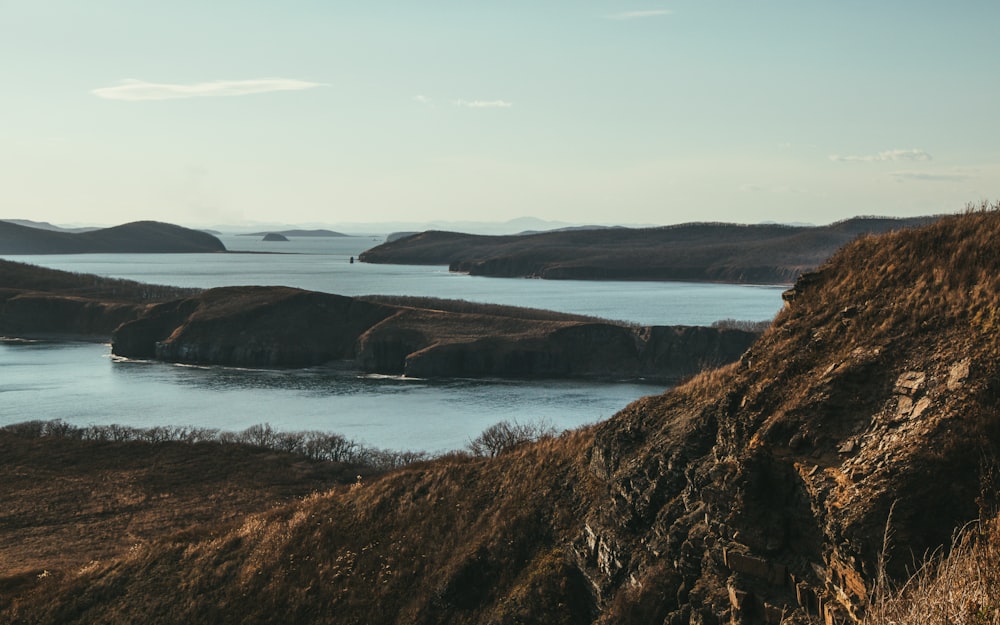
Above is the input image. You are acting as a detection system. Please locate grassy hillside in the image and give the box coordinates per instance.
[4,204,1000,624]
[358,216,938,283]
[0,220,225,254]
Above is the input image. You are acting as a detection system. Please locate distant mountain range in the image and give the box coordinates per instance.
[1,219,98,233]
[0,220,226,254]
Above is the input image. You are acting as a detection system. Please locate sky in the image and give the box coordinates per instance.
[2,1,998,228]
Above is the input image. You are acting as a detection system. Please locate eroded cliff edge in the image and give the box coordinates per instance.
[110,287,759,382]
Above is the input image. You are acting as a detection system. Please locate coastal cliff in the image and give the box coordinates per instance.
[4,207,999,624]
[113,288,758,382]
[0,258,759,381]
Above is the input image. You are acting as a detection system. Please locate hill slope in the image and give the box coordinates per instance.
[5,206,1000,624]
[0,220,226,254]
[358,216,938,283]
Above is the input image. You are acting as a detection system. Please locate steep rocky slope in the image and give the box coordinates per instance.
[5,207,1000,624]
[358,217,937,284]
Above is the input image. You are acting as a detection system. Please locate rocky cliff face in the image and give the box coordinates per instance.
[113,287,395,367]
[574,209,1000,623]
[113,287,759,381]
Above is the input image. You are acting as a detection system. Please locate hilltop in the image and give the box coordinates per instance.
[359,216,938,283]
[5,204,1000,623]
[0,220,226,254]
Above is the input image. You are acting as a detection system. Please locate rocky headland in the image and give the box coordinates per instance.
[359,216,938,283]
[3,206,999,624]
[110,288,758,382]
[0,259,758,382]
[0,220,225,254]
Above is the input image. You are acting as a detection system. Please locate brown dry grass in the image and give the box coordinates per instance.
[865,517,1000,625]
[0,427,369,603]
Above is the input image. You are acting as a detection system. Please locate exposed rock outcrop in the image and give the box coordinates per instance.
[113,287,396,367]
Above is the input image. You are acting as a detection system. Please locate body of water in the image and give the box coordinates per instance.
[0,234,786,452]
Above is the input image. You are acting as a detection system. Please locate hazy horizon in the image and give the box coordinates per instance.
[3,2,997,228]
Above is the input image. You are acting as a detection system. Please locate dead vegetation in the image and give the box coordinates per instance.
[865,517,1000,625]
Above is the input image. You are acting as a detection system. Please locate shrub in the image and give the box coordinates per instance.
[467,419,557,457]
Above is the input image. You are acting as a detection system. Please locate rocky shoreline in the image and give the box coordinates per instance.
[110,286,759,382]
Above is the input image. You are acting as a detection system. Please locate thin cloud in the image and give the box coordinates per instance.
[829,148,932,163]
[91,78,325,101]
[890,170,975,182]
[453,99,513,108]
[604,9,673,20]
[413,94,433,106]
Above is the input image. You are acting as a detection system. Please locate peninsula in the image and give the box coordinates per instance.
[359,216,938,283]
[0,259,758,382]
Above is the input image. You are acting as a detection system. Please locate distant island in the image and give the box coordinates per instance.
[238,229,349,237]
[360,216,939,283]
[261,233,289,242]
[0,220,225,254]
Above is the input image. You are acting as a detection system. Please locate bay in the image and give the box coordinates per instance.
[2,234,786,327]
[0,234,786,452]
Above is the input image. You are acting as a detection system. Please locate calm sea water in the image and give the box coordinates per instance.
[0,234,785,452]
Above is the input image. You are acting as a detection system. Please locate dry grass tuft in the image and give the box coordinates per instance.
[866,517,1000,625]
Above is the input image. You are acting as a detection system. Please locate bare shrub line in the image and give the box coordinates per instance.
[710,318,773,333]
[4,418,571,471]
[1,419,430,472]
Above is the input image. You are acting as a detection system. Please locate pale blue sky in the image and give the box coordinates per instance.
[2,1,998,227]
